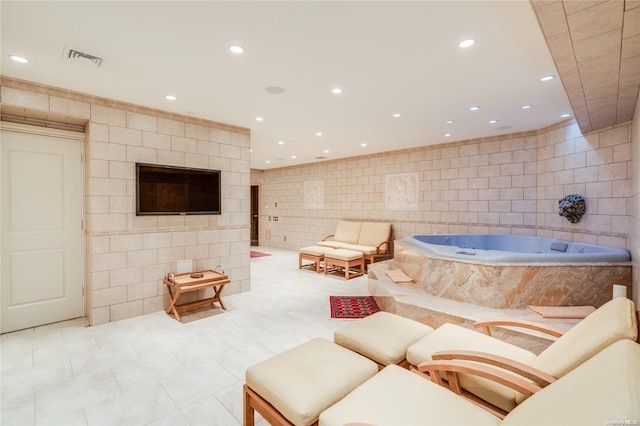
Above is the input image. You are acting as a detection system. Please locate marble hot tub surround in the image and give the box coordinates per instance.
[392,241,632,309]
[368,242,632,353]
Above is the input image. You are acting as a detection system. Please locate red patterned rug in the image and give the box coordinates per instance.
[250,251,271,258]
[330,296,380,319]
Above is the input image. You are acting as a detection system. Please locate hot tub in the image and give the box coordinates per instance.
[403,234,631,263]
[391,234,631,309]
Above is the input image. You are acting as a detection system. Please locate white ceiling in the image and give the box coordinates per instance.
[1,1,573,170]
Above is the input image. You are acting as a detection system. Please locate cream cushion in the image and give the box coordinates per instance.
[324,248,363,261]
[318,364,500,426]
[332,220,362,245]
[334,243,378,255]
[317,240,344,249]
[245,338,377,426]
[532,297,638,378]
[334,311,434,365]
[407,322,536,412]
[503,340,640,425]
[357,222,391,248]
[298,246,327,256]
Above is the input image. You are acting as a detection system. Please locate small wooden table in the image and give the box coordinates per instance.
[163,270,230,322]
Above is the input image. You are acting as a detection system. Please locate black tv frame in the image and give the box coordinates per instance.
[136,163,221,216]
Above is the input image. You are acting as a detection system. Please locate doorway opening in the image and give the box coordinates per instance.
[250,185,259,246]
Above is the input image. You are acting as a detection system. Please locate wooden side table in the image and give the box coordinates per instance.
[163,269,230,322]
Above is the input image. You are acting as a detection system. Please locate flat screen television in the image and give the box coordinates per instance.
[136,163,221,215]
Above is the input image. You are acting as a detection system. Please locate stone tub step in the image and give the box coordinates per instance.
[367,261,581,354]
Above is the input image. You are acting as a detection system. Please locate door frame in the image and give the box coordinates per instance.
[250,184,261,246]
[0,121,86,329]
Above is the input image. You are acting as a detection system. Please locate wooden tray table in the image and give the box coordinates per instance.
[163,269,230,322]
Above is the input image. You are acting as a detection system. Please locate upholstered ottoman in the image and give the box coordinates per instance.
[298,245,327,272]
[244,337,378,426]
[334,311,434,369]
[324,248,365,279]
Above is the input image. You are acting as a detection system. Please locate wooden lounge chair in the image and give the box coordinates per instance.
[406,297,638,415]
[318,339,640,425]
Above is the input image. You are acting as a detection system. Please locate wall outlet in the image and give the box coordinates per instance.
[274,216,278,221]
[268,216,272,221]
[283,236,287,242]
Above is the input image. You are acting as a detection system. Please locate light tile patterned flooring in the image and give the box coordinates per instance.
[1,247,369,425]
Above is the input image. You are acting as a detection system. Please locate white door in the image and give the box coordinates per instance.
[1,124,84,333]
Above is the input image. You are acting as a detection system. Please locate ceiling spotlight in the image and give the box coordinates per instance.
[560,113,572,118]
[255,116,264,122]
[9,55,28,63]
[324,149,329,153]
[229,44,245,54]
[393,113,401,118]
[331,87,343,94]
[165,95,176,101]
[291,155,297,159]
[444,133,452,137]
[278,141,284,145]
[540,75,555,82]
[265,160,271,164]
[315,132,323,136]
[361,143,367,147]
[469,106,480,111]
[521,105,533,110]
[489,119,498,124]
[445,120,454,124]
[459,38,476,48]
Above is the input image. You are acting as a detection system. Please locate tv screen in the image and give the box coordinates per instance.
[136,163,221,215]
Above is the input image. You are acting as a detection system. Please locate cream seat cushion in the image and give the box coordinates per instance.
[334,311,434,365]
[298,246,327,256]
[407,323,537,412]
[245,338,377,426]
[503,340,640,425]
[318,364,500,426]
[324,248,363,261]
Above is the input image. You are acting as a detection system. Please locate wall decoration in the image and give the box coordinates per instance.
[304,180,324,209]
[558,194,586,223]
[385,172,419,210]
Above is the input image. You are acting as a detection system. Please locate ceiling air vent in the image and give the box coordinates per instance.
[62,46,104,67]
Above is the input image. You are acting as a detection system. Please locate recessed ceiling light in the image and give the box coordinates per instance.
[560,113,572,118]
[291,155,297,159]
[540,75,555,82]
[278,141,284,145]
[459,38,476,48]
[266,86,285,94]
[444,133,452,137]
[165,95,176,101]
[445,120,454,124]
[361,143,367,147]
[265,160,270,164]
[249,149,253,153]
[469,106,480,111]
[229,44,245,54]
[255,116,264,122]
[489,119,498,124]
[331,87,343,94]
[9,55,28,63]
[324,149,329,153]
[521,105,533,110]
[393,113,401,118]
[315,132,322,136]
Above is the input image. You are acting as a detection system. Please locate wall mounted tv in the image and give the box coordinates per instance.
[136,163,221,215]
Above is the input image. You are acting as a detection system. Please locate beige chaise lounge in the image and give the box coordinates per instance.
[405,297,638,415]
[318,339,640,426]
[317,220,393,264]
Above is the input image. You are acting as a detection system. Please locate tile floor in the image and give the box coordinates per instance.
[1,247,370,425]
